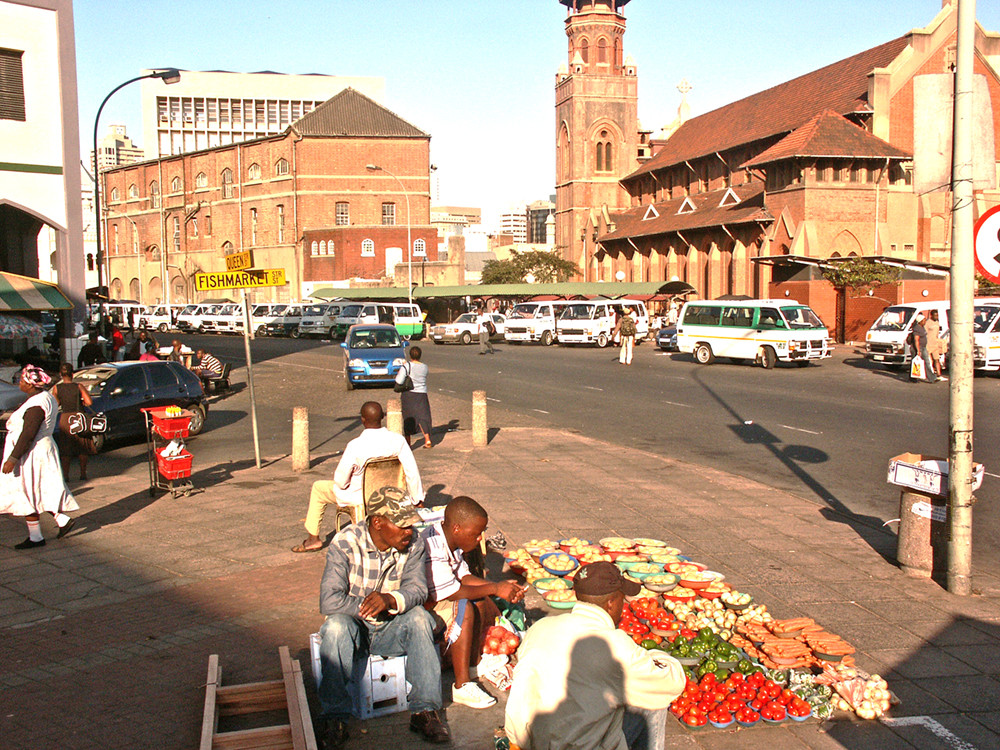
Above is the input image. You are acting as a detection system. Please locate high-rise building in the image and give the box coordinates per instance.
[527,199,555,244]
[90,124,144,175]
[500,207,528,242]
[140,69,385,157]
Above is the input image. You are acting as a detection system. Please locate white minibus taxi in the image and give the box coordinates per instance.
[298,302,345,339]
[677,299,831,368]
[864,300,951,367]
[503,301,569,346]
[973,302,1000,371]
[555,299,649,347]
[333,302,424,339]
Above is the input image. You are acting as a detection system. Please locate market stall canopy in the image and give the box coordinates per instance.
[311,281,695,301]
[0,313,45,339]
[1,272,72,311]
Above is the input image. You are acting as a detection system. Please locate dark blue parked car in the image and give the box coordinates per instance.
[74,361,208,451]
[341,324,409,390]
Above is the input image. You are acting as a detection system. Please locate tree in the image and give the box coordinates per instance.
[479,249,580,285]
[821,258,901,293]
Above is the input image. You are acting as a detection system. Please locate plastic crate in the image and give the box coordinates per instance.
[157,449,193,480]
[310,632,408,719]
[152,413,191,440]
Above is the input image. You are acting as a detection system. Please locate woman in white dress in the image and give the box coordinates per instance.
[1,365,79,548]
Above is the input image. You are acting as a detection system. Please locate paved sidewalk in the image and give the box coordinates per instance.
[1,424,998,749]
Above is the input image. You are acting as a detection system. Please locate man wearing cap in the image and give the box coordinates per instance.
[316,490,449,748]
[505,561,685,750]
[293,401,424,553]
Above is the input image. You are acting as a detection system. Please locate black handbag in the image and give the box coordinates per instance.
[393,364,414,393]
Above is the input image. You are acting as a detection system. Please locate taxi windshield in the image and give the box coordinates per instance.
[508,304,539,319]
[974,305,1000,333]
[560,304,595,320]
[871,306,914,332]
[780,306,825,329]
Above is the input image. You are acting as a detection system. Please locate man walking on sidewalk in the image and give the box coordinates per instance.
[292,401,424,553]
[477,307,496,355]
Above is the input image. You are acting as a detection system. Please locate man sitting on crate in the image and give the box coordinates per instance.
[292,401,424,553]
[316,489,449,748]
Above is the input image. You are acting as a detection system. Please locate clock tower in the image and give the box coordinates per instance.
[555,0,639,280]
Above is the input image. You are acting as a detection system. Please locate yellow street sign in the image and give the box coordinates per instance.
[194,268,287,292]
[225,250,254,272]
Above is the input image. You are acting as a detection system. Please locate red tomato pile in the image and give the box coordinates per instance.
[483,626,521,656]
[669,671,811,729]
[619,600,694,645]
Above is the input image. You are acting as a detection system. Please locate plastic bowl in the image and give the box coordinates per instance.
[709,718,734,729]
[642,574,680,593]
[736,717,760,727]
[533,577,573,592]
[539,551,580,577]
[788,708,812,722]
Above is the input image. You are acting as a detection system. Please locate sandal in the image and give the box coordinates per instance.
[291,540,324,553]
[423,442,433,449]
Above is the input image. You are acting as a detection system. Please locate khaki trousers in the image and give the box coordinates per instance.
[304,480,360,536]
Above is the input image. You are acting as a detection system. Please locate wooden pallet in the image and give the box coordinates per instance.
[200,645,317,750]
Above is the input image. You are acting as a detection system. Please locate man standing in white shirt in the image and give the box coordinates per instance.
[476,307,496,355]
[292,401,424,553]
[421,496,526,709]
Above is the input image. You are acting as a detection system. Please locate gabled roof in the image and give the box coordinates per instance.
[630,35,911,178]
[742,111,911,167]
[291,88,428,138]
[600,182,771,243]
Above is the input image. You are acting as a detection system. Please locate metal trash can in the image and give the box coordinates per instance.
[896,490,949,578]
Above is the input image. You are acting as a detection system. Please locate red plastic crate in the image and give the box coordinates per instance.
[152,413,191,440]
[157,449,193,480]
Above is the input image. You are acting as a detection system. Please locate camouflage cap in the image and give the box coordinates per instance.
[367,486,421,528]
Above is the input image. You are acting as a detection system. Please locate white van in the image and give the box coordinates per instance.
[677,299,831,368]
[264,303,307,337]
[556,299,649,347]
[139,304,182,333]
[176,304,214,333]
[298,302,345,339]
[333,302,424,340]
[504,301,569,346]
[864,300,952,367]
[101,301,144,328]
[973,302,1000,371]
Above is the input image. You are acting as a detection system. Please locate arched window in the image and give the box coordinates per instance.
[558,125,570,181]
[311,241,319,256]
[361,239,375,257]
[247,163,261,180]
[222,241,234,255]
[319,240,327,255]
[128,183,139,199]
[221,168,233,198]
[149,181,159,208]
[86,253,94,271]
[413,239,426,257]
[275,158,289,176]
[170,176,181,192]
[195,172,207,188]
[598,38,608,64]
[110,187,120,201]
[596,131,613,173]
[580,38,589,64]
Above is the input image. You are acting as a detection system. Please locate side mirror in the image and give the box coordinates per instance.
[340,342,348,349]
[111,387,124,397]
[404,341,411,348]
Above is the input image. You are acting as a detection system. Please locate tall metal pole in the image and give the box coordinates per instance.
[241,289,262,469]
[948,0,976,596]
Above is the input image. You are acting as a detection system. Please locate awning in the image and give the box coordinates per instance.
[0,272,73,311]
[312,281,696,301]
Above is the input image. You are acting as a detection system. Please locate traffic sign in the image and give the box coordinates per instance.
[194,268,286,292]
[974,204,1000,283]
[224,250,254,272]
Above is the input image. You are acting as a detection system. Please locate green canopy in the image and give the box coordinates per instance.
[310,281,693,301]
[0,272,73,311]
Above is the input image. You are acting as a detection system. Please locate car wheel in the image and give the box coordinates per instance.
[290,328,300,339]
[694,343,715,365]
[759,346,777,369]
[596,333,609,348]
[328,327,338,340]
[256,325,267,336]
[541,330,553,347]
[197,325,205,334]
[460,331,472,345]
[90,432,105,453]
[157,323,168,333]
[187,404,206,435]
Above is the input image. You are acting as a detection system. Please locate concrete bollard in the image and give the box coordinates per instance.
[292,407,310,472]
[896,490,949,578]
[387,398,403,435]
[472,390,488,447]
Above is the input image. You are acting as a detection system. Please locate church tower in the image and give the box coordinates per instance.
[555,0,639,280]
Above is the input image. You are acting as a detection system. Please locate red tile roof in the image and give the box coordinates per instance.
[629,35,911,178]
[600,182,771,243]
[742,110,911,167]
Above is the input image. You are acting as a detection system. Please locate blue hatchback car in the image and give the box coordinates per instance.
[341,324,409,390]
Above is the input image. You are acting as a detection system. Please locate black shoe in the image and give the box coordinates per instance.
[14,538,45,550]
[409,710,450,743]
[57,517,77,539]
[320,718,349,749]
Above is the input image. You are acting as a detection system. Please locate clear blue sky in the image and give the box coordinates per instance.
[74,1,1000,227]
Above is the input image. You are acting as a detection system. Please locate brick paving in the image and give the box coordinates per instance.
[1,422,999,749]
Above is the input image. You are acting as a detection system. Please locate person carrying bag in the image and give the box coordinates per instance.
[394,362,414,393]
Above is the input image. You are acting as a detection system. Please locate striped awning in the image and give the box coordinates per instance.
[0,272,73,311]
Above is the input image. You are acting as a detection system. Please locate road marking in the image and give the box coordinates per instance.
[487,397,501,403]
[779,424,822,435]
[583,385,603,391]
[438,388,456,394]
[532,408,550,414]
[879,406,910,413]
[880,716,978,750]
[663,400,693,409]
[267,361,330,372]
[985,471,1000,479]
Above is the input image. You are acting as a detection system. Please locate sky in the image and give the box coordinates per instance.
[73,1,1000,229]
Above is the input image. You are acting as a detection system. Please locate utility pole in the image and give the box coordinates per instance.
[948,0,976,596]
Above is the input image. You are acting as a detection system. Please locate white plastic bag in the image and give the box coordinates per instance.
[910,356,926,381]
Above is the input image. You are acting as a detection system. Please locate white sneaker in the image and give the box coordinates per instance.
[451,681,497,709]
[470,653,508,680]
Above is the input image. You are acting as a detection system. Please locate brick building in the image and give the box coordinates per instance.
[559,1,1000,336]
[102,88,435,304]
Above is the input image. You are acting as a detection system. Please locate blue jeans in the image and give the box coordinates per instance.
[622,707,669,750]
[318,608,442,719]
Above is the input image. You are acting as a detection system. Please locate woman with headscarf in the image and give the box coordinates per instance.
[52,362,94,481]
[1,365,79,548]
[395,345,433,449]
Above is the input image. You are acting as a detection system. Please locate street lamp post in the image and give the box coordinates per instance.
[92,68,180,328]
[366,163,412,306]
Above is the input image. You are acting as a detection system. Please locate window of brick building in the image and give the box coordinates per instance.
[195,172,207,188]
[247,163,261,180]
[382,203,396,226]
[361,239,375,257]
[221,168,234,198]
[128,184,139,199]
[580,38,589,64]
[275,158,289,176]
[311,241,318,256]
[222,241,234,255]
[205,215,212,235]
[110,187,120,201]
[277,205,285,243]
[413,239,426,257]
[815,161,827,182]
[598,38,607,64]
[596,131,613,173]
[191,217,198,237]
[336,202,349,226]
[250,208,257,245]
[319,240,327,255]
[150,181,160,208]
[0,48,26,121]
[171,176,181,192]
[113,224,119,255]
[172,217,180,254]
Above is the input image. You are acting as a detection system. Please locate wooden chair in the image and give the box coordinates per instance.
[333,456,405,532]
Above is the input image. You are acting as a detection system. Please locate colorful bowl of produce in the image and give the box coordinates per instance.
[533,577,573,593]
[721,591,753,610]
[677,570,717,590]
[663,586,698,603]
[667,561,707,576]
[599,536,636,553]
[631,538,668,548]
[543,589,577,609]
[640,573,680,593]
[539,551,580,577]
[623,562,664,579]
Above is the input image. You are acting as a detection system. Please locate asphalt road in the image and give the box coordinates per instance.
[114,331,1000,580]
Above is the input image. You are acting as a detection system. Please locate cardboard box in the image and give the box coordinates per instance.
[887,452,984,497]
